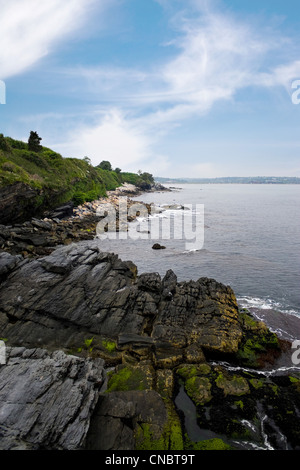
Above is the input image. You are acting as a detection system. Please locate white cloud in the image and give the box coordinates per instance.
[256,61,300,91]
[7,0,299,177]
[61,2,299,129]
[50,2,300,176]
[56,109,153,168]
[0,0,109,79]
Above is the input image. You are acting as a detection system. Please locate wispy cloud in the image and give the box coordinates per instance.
[58,109,153,168]
[0,0,110,79]
[4,0,299,176]
[62,3,299,115]
[54,1,300,174]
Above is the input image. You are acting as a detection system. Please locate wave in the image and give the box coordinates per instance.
[237,295,300,342]
[237,295,300,318]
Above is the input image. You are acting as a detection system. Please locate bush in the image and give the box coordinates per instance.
[5,137,27,150]
[72,192,86,206]
[0,134,12,152]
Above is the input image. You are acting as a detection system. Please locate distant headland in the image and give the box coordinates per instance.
[155,176,300,184]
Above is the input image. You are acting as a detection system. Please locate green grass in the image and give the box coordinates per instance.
[0,134,146,213]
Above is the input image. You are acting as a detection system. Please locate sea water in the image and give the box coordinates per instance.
[98,183,300,341]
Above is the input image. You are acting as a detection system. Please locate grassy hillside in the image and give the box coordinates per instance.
[0,133,154,223]
[0,134,123,206]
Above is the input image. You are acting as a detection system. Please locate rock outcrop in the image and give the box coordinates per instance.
[0,216,98,259]
[0,347,105,450]
[0,182,42,225]
[0,240,242,356]
[0,240,299,451]
[0,195,152,259]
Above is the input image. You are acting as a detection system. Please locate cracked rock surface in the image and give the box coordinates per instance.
[0,347,105,450]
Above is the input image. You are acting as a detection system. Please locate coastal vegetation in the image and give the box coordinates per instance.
[0,132,154,223]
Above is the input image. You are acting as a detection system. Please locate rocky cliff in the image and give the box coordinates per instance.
[0,240,299,450]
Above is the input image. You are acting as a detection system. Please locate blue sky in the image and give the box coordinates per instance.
[1,0,300,178]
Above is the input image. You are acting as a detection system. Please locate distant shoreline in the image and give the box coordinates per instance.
[155,176,300,185]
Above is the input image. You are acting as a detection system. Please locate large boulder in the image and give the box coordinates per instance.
[0,347,105,450]
[0,240,242,355]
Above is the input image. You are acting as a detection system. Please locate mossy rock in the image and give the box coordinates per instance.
[176,363,211,380]
[187,438,232,450]
[249,378,264,390]
[184,376,212,406]
[215,371,249,397]
[102,339,117,353]
[135,399,184,451]
[236,327,281,368]
[106,364,154,393]
[156,369,174,399]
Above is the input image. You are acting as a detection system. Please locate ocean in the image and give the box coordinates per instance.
[98,183,300,343]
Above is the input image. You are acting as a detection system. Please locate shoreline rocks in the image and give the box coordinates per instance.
[0,185,151,259]
[0,182,169,260]
[0,184,299,451]
[0,239,299,450]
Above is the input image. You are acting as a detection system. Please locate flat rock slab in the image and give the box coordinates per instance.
[0,347,105,450]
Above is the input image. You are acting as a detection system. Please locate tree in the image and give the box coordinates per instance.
[98,160,112,171]
[28,131,42,153]
[83,156,92,166]
[136,171,154,190]
[115,167,121,174]
[140,172,154,184]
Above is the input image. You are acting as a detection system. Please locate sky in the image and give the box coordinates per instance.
[0,0,300,178]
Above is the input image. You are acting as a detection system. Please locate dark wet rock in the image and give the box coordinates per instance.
[85,390,168,450]
[31,218,53,230]
[152,243,166,250]
[0,215,98,258]
[0,239,298,451]
[0,182,41,225]
[0,252,22,281]
[162,269,177,299]
[45,202,74,220]
[0,240,243,356]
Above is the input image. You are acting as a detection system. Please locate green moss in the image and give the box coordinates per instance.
[237,309,281,368]
[289,376,300,384]
[249,378,264,389]
[186,438,232,450]
[106,365,152,393]
[239,310,259,329]
[177,363,211,380]
[185,376,212,406]
[135,401,184,451]
[106,368,133,392]
[271,384,279,396]
[102,339,117,353]
[236,332,280,367]
[135,423,166,450]
[234,400,244,410]
[215,372,249,397]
